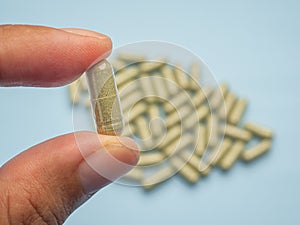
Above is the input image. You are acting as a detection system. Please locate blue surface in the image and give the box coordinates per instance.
[1,0,300,224]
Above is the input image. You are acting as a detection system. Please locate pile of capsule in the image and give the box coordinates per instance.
[68,53,273,191]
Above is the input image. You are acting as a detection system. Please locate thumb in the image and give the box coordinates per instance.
[0,131,139,225]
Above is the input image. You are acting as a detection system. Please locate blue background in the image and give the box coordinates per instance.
[1,0,300,224]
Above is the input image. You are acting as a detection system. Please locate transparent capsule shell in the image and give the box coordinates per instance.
[86,60,124,135]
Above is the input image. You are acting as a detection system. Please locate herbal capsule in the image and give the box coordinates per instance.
[219,140,245,170]
[180,150,202,172]
[152,74,170,100]
[174,64,190,89]
[116,66,139,88]
[170,156,200,183]
[148,105,164,137]
[196,105,210,120]
[163,134,194,156]
[224,124,252,142]
[126,102,147,122]
[209,83,228,110]
[194,124,207,156]
[218,92,236,119]
[120,90,143,113]
[159,125,181,149]
[161,64,179,96]
[211,138,232,166]
[165,105,191,128]
[207,113,219,148]
[189,63,200,90]
[241,139,271,161]
[228,98,247,125]
[139,59,165,73]
[111,59,126,72]
[135,116,151,140]
[182,106,209,131]
[198,162,212,176]
[118,80,138,97]
[142,166,174,190]
[244,122,273,139]
[86,60,123,135]
[137,152,165,166]
[164,91,189,114]
[117,52,145,63]
[139,75,157,103]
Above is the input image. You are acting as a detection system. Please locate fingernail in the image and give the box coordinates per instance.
[78,137,139,195]
[61,28,111,41]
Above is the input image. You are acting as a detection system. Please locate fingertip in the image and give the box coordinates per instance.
[60,28,111,41]
[0,25,113,87]
[78,136,140,194]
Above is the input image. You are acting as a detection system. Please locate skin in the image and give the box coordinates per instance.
[0,25,139,225]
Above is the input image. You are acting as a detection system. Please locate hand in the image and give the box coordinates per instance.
[0,25,139,225]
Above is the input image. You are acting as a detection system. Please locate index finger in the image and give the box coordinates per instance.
[0,25,112,87]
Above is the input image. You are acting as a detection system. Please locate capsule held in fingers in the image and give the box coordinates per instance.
[86,60,123,135]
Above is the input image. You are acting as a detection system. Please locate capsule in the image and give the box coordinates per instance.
[183,106,209,131]
[120,90,143,113]
[209,83,228,110]
[142,166,174,190]
[244,122,273,139]
[161,64,179,96]
[228,98,247,125]
[111,59,126,72]
[116,66,139,88]
[170,156,200,183]
[210,138,232,166]
[207,113,219,148]
[117,52,145,63]
[137,152,165,166]
[189,63,200,90]
[219,140,245,170]
[139,76,157,103]
[164,91,191,114]
[165,105,191,128]
[139,59,165,73]
[224,124,252,142]
[159,125,181,149]
[198,162,212,176]
[126,102,147,123]
[180,150,207,175]
[118,81,138,98]
[148,105,164,137]
[161,136,180,157]
[218,92,237,119]
[86,60,123,135]
[135,116,151,140]
[241,139,271,161]
[163,134,194,156]
[151,74,170,100]
[192,87,210,108]
[173,64,190,89]
[194,124,207,156]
